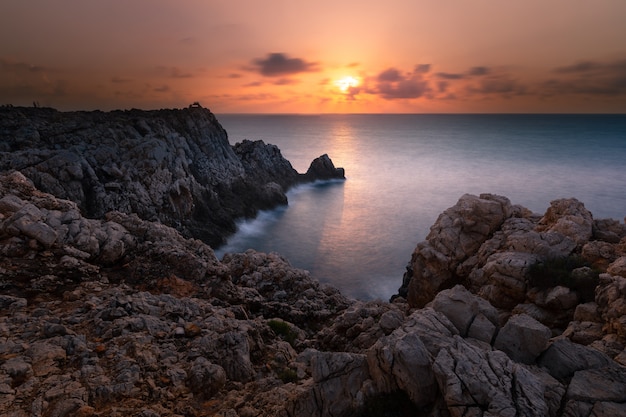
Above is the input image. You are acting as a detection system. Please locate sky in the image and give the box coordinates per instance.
[1,0,626,113]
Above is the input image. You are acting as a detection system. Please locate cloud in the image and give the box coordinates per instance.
[470,76,525,95]
[251,53,319,77]
[546,58,626,96]
[0,58,47,74]
[436,72,465,80]
[111,76,132,84]
[155,66,194,79]
[468,66,489,76]
[415,64,431,73]
[378,68,402,82]
[273,78,299,86]
[154,85,170,93]
[374,67,431,100]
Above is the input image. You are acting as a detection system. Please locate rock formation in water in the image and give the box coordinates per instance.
[1,108,626,416]
[0,105,345,247]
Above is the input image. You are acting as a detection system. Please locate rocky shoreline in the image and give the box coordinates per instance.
[0,105,344,248]
[1,106,626,416]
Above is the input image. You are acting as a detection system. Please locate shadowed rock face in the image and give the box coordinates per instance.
[2,107,626,416]
[1,172,626,417]
[0,106,344,247]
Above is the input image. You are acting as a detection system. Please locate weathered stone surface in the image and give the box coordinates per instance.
[433,336,549,417]
[538,338,615,380]
[1,114,626,417]
[303,153,345,181]
[0,106,343,247]
[402,193,513,307]
[429,284,499,341]
[494,313,551,364]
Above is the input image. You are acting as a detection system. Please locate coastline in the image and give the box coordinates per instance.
[1,107,625,416]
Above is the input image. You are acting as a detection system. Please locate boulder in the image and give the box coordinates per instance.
[494,314,551,364]
[302,153,345,181]
[429,284,499,342]
[402,193,513,307]
[537,338,615,380]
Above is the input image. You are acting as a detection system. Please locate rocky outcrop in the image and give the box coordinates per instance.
[2,119,626,416]
[0,106,344,247]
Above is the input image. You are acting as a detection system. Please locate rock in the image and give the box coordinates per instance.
[187,357,226,399]
[307,350,370,416]
[368,327,437,406]
[537,338,615,380]
[494,314,551,364]
[537,198,594,247]
[607,256,626,278]
[429,284,499,341]
[433,336,549,417]
[566,366,626,403]
[303,154,345,181]
[402,193,513,307]
[0,106,345,247]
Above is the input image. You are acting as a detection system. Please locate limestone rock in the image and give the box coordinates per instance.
[538,338,615,380]
[494,314,551,364]
[303,153,345,181]
[0,106,345,247]
[402,193,513,307]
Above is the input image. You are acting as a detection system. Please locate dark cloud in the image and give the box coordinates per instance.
[467,75,526,96]
[378,68,402,82]
[547,58,626,96]
[251,53,318,77]
[436,72,465,80]
[228,73,242,79]
[468,66,489,76]
[273,78,298,86]
[154,85,170,93]
[415,64,431,73]
[554,60,603,73]
[436,66,491,80]
[374,67,431,99]
[437,81,449,93]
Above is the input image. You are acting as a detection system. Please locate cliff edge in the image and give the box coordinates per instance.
[0,105,344,247]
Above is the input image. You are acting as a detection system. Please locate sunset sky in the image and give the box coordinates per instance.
[2,0,626,113]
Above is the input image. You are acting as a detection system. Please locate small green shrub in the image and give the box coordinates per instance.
[268,319,298,346]
[527,255,599,302]
[276,367,298,384]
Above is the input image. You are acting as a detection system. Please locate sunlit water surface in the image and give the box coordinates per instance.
[215,114,626,300]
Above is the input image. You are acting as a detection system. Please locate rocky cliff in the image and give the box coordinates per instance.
[0,105,345,247]
[1,108,626,417]
[1,170,626,417]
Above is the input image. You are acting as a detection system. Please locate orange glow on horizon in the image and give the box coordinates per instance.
[335,76,360,93]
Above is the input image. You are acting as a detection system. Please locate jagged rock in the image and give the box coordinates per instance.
[433,335,550,417]
[537,198,594,247]
[187,357,226,399]
[494,313,551,364]
[303,153,345,181]
[538,338,615,380]
[368,326,437,406]
[0,106,344,247]
[607,256,626,278]
[429,284,499,341]
[1,124,626,416]
[402,193,514,308]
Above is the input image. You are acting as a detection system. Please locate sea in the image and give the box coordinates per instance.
[214,114,626,301]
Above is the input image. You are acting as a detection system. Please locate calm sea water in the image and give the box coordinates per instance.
[215,114,626,301]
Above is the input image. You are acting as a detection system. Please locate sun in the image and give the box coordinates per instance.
[335,76,360,93]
